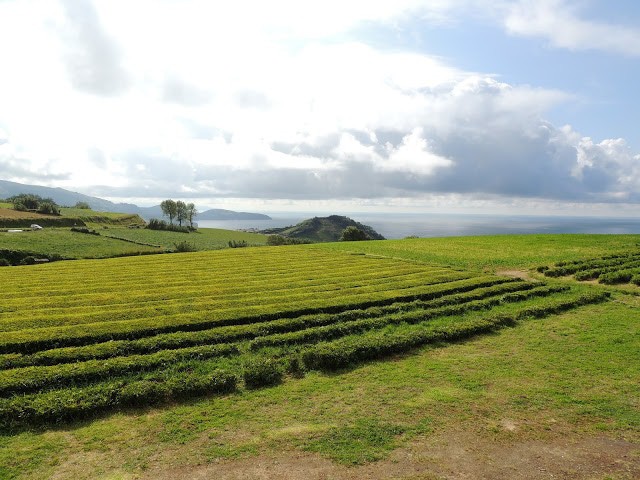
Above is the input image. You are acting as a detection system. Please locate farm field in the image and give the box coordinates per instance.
[0,236,638,479]
[99,226,267,251]
[0,226,267,260]
[320,233,640,271]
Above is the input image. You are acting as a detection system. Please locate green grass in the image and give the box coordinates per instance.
[58,208,146,227]
[318,234,640,271]
[0,235,637,479]
[0,228,159,258]
[0,227,268,259]
[100,226,267,251]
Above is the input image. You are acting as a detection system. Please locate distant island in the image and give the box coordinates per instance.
[0,180,271,221]
[261,215,385,242]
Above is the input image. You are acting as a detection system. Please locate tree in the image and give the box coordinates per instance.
[340,226,368,241]
[75,201,91,209]
[176,200,187,227]
[186,202,198,229]
[9,193,42,211]
[160,199,178,225]
[8,194,60,215]
[37,201,60,215]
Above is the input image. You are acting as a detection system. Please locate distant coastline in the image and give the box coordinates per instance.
[197,213,640,240]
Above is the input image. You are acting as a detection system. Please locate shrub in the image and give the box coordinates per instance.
[173,241,196,252]
[598,269,639,285]
[147,218,190,233]
[37,201,60,215]
[147,218,167,230]
[70,227,100,235]
[242,357,284,389]
[0,258,10,267]
[266,235,311,246]
[228,240,247,248]
[75,202,91,209]
[341,226,368,241]
[20,256,36,265]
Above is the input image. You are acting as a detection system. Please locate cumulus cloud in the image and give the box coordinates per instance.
[0,0,638,211]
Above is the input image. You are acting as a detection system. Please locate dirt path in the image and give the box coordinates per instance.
[145,432,640,480]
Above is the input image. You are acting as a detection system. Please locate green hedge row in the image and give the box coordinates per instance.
[300,291,610,371]
[598,267,640,285]
[0,370,237,430]
[543,253,640,277]
[0,276,514,355]
[554,251,639,267]
[499,285,569,302]
[242,358,285,389]
[574,260,640,281]
[0,343,239,396]
[249,285,568,351]
[1,280,534,370]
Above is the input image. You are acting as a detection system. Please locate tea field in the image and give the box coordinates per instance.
[0,246,611,430]
[0,236,638,479]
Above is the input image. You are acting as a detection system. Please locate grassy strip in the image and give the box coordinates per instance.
[0,281,537,369]
[301,291,610,371]
[249,285,565,351]
[0,277,513,354]
[0,344,239,396]
[0,370,237,431]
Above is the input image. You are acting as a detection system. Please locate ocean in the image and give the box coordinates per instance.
[197,213,640,240]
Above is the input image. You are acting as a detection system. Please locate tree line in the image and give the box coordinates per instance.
[146,200,198,232]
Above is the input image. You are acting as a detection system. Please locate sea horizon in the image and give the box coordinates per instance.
[197,212,640,240]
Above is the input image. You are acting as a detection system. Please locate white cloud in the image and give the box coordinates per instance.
[505,0,640,56]
[0,0,638,211]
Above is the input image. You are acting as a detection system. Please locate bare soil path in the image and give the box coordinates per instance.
[145,432,640,480]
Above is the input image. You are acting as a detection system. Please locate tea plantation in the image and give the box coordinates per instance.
[0,235,638,479]
[0,245,610,430]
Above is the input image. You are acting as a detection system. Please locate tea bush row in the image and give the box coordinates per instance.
[0,343,239,396]
[0,369,237,430]
[249,285,566,351]
[543,253,640,277]
[300,291,609,371]
[598,267,640,285]
[0,279,533,369]
[0,277,513,354]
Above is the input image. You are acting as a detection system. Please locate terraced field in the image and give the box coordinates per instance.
[0,246,608,430]
[540,250,640,285]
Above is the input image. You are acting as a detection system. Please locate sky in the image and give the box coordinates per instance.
[0,0,639,215]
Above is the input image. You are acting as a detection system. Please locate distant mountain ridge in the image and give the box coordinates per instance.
[0,180,271,220]
[261,215,385,242]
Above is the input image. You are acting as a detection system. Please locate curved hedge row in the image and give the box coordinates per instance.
[0,280,536,369]
[0,370,237,430]
[300,291,609,371]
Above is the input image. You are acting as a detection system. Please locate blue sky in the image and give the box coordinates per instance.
[385,3,640,150]
[0,0,639,215]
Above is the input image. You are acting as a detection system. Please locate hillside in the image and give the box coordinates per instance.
[262,215,385,242]
[0,180,271,220]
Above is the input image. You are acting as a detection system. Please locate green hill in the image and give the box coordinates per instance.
[261,215,385,242]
